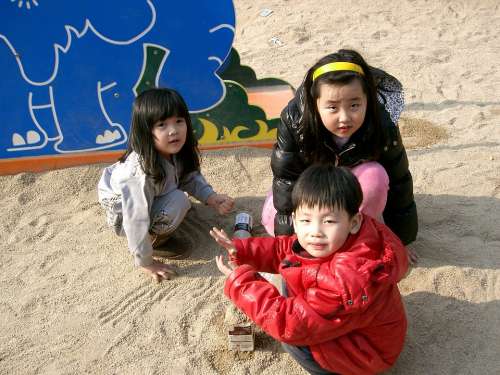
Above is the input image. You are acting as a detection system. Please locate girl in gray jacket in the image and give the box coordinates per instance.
[98,88,234,282]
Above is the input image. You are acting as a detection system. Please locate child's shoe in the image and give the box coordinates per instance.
[151,233,190,259]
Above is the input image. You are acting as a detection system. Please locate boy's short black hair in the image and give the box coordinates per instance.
[291,164,363,217]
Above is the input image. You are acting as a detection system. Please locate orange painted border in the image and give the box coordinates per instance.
[0,150,123,175]
[247,86,294,119]
[0,141,275,176]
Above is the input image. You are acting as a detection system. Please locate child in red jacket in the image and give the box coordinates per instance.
[210,164,409,375]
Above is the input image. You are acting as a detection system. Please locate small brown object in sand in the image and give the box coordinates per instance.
[228,323,255,351]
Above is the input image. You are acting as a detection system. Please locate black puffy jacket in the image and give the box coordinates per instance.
[271,69,418,245]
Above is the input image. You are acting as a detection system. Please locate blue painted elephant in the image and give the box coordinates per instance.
[0,0,235,157]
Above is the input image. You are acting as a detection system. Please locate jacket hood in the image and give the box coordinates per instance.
[333,214,408,285]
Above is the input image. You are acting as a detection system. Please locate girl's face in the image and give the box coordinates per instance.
[152,116,187,159]
[316,79,367,140]
[293,204,362,258]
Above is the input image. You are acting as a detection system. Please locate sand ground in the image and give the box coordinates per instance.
[1,1,500,374]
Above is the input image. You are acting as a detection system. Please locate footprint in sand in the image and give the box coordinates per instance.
[97,283,165,326]
[17,173,37,186]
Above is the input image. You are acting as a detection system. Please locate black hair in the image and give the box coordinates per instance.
[292,164,363,218]
[119,88,200,183]
[300,49,383,163]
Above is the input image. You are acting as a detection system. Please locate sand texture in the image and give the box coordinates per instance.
[1,0,500,374]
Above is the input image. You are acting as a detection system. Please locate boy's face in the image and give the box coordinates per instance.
[293,204,362,258]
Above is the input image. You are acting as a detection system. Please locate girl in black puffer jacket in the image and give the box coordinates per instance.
[262,49,418,245]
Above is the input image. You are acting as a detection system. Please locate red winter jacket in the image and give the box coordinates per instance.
[224,214,409,375]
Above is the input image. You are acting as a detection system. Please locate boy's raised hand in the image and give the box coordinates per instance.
[210,227,238,277]
[209,227,237,256]
[215,255,237,276]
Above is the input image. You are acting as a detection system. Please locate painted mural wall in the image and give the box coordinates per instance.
[1,1,293,175]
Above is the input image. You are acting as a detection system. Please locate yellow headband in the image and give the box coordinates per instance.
[312,62,365,81]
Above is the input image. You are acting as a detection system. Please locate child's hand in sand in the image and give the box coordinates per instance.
[207,194,234,215]
[209,227,237,256]
[407,247,418,265]
[215,255,237,276]
[140,260,177,283]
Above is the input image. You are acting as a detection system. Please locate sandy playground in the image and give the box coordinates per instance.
[1,0,500,374]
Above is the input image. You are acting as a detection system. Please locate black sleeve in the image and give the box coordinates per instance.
[379,123,418,245]
[270,100,306,235]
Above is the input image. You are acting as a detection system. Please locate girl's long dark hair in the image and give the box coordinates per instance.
[300,49,383,163]
[119,88,200,183]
